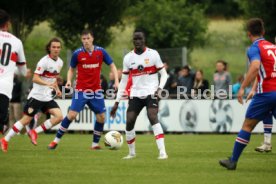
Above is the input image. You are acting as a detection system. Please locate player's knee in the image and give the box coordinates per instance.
[242,119,259,132]
[147,113,158,125]
[67,111,78,120]
[96,113,105,123]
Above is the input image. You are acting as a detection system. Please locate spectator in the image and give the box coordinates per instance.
[167,66,181,98]
[177,65,195,96]
[100,74,108,95]
[108,71,115,90]
[232,75,244,96]
[191,70,209,97]
[9,74,22,127]
[213,60,232,97]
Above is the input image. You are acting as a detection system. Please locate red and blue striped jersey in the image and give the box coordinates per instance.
[70,46,113,91]
[247,38,276,93]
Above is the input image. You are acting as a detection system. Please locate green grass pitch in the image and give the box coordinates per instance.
[0,134,275,184]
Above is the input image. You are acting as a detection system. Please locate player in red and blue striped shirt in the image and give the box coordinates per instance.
[219,18,276,170]
[48,29,119,150]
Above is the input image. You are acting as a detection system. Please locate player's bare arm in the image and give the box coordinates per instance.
[111,73,129,118]
[110,63,119,90]
[32,73,56,88]
[66,67,74,88]
[246,77,258,102]
[238,61,260,104]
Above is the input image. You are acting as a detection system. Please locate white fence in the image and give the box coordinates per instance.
[53,99,276,133]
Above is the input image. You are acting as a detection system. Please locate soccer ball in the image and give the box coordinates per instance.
[104,131,123,150]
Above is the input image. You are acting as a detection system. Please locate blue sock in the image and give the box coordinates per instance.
[263,115,273,134]
[93,121,104,144]
[231,130,251,162]
[56,117,72,139]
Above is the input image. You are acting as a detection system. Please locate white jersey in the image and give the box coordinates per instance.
[123,47,164,97]
[28,55,63,102]
[0,31,26,99]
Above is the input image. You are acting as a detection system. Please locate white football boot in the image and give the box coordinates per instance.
[158,153,168,160]
[122,154,136,159]
[255,142,272,153]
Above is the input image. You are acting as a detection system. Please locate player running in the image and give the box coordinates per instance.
[219,18,276,170]
[0,9,27,135]
[48,29,119,150]
[246,79,273,152]
[110,29,168,159]
[1,38,64,152]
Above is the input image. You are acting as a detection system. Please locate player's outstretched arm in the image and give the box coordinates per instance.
[32,73,55,87]
[110,73,129,118]
[155,67,168,99]
[66,67,75,88]
[110,63,119,90]
[246,77,258,103]
[238,61,260,104]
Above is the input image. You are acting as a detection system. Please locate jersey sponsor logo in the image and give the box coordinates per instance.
[137,65,144,71]
[81,58,87,61]
[82,63,99,69]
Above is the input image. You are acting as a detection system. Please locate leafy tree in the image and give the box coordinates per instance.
[129,0,208,49]
[48,0,130,49]
[240,0,276,43]
[0,0,49,41]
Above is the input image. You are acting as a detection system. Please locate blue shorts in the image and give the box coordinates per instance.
[246,92,276,120]
[70,91,106,114]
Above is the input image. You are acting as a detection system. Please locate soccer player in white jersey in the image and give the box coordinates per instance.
[1,38,64,152]
[110,29,169,159]
[0,9,27,135]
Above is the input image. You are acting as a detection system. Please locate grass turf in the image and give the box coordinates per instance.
[0,134,275,184]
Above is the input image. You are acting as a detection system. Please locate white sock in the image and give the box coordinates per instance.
[126,129,136,155]
[54,137,61,144]
[152,123,166,155]
[35,119,52,134]
[25,125,31,133]
[92,142,99,147]
[264,133,272,144]
[5,121,24,142]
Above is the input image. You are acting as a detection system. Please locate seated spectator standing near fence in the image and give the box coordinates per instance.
[177,65,195,97]
[191,70,209,97]
[213,60,232,98]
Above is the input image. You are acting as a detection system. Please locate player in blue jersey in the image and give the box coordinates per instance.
[48,29,119,150]
[219,18,276,170]
[246,79,273,152]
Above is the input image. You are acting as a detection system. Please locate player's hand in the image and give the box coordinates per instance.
[110,102,119,118]
[237,87,245,104]
[154,88,162,100]
[56,89,62,98]
[65,81,72,88]
[245,90,255,103]
[113,80,119,91]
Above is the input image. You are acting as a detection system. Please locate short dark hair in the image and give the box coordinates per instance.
[182,65,191,72]
[134,28,146,37]
[45,38,62,54]
[0,9,10,27]
[216,59,228,71]
[246,18,265,36]
[81,29,94,36]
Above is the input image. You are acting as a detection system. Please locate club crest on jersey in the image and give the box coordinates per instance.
[144,59,150,64]
[28,107,34,114]
[137,65,144,71]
